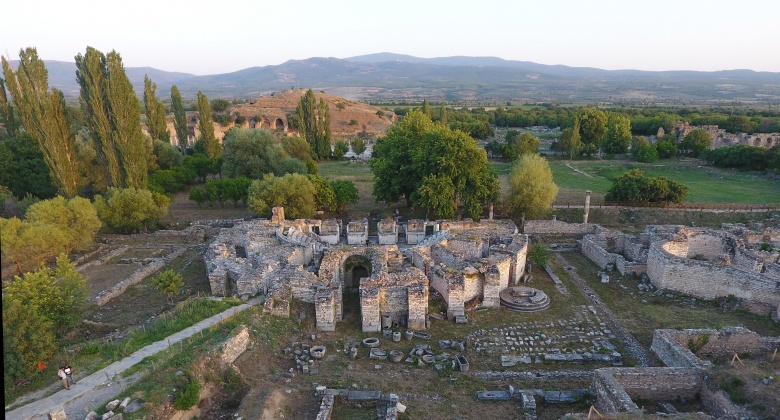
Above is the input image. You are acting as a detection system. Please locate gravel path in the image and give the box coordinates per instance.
[553,253,656,367]
[6,300,258,420]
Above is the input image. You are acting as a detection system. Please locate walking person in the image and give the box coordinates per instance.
[64,364,76,385]
[57,366,70,390]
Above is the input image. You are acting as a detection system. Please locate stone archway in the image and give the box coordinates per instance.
[343,254,372,290]
[274,118,285,131]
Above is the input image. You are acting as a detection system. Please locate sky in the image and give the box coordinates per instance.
[3,0,779,75]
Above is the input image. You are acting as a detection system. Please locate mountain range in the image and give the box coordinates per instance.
[14,52,780,105]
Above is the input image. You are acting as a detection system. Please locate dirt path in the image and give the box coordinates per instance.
[6,299,259,420]
[553,253,656,367]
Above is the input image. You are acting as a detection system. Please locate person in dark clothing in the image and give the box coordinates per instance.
[64,364,76,385]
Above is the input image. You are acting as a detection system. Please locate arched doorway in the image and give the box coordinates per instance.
[344,255,372,290]
[274,118,285,131]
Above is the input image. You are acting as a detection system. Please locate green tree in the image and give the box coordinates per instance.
[351,137,366,156]
[247,173,316,218]
[605,169,688,203]
[5,255,87,334]
[0,76,19,135]
[210,98,230,112]
[0,132,57,199]
[414,174,455,219]
[153,269,183,302]
[153,139,184,170]
[3,295,57,387]
[371,110,498,219]
[221,128,300,178]
[171,85,188,150]
[143,75,170,143]
[2,49,83,197]
[634,143,659,163]
[315,98,332,159]
[75,47,148,189]
[528,243,550,267]
[0,217,69,273]
[94,187,170,233]
[196,91,220,159]
[25,196,101,252]
[331,179,359,212]
[439,103,447,125]
[559,117,582,160]
[421,99,431,117]
[188,186,207,207]
[333,140,349,159]
[578,108,608,156]
[308,174,336,211]
[680,129,711,157]
[505,132,540,160]
[654,135,678,159]
[503,154,559,219]
[602,113,632,155]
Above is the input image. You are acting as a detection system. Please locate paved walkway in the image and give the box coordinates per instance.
[7,299,259,420]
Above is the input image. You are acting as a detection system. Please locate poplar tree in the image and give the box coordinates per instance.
[296,89,318,155]
[75,47,148,189]
[143,75,170,143]
[0,76,19,135]
[171,85,188,149]
[2,49,82,197]
[439,103,447,126]
[196,91,220,158]
[316,98,331,159]
[422,98,431,117]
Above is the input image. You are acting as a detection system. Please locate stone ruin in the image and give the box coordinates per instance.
[204,208,529,332]
[591,326,780,419]
[671,121,780,150]
[578,223,780,317]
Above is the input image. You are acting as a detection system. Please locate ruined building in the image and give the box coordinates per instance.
[204,208,529,332]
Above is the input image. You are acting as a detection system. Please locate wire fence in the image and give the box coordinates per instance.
[554,201,780,212]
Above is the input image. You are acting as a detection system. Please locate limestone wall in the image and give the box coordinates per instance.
[407,285,428,329]
[94,247,189,306]
[524,220,597,236]
[316,288,336,331]
[687,233,724,259]
[221,326,250,365]
[650,329,712,369]
[647,242,780,315]
[360,288,381,332]
[446,238,483,259]
[592,369,640,413]
[593,367,703,413]
[462,267,482,303]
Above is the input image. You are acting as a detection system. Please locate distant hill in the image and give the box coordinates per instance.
[9,54,780,105]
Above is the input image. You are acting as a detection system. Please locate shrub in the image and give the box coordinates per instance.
[605,169,688,204]
[94,188,170,233]
[173,377,202,410]
[153,269,183,302]
[634,143,658,163]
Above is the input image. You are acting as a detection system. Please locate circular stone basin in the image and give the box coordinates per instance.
[499,286,550,313]
[363,337,380,348]
[310,345,326,359]
[389,350,404,362]
[370,348,388,360]
[421,354,435,364]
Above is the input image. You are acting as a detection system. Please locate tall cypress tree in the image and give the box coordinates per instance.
[439,103,447,126]
[143,75,170,143]
[2,49,82,197]
[75,47,147,189]
[170,85,188,150]
[196,91,220,159]
[422,98,431,117]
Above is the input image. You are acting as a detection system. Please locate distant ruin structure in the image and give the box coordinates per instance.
[671,122,780,149]
[205,208,529,331]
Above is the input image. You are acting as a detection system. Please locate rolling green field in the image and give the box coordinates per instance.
[493,159,780,205]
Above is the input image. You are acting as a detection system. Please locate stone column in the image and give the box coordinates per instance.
[488,202,494,220]
[583,190,592,224]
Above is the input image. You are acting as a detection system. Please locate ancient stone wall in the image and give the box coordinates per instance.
[647,242,780,315]
[593,367,704,414]
[94,247,189,306]
[360,287,381,332]
[407,285,428,329]
[446,238,483,259]
[462,267,482,303]
[315,288,336,331]
[687,233,725,259]
[220,325,250,365]
[524,220,597,236]
[482,255,511,307]
[592,369,640,413]
[650,329,712,369]
[672,122,780,149]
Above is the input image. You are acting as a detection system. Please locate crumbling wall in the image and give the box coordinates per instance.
[651,329,711,369]
[221,325,250,365]
[593,367,703,414]
[524,220,597,236]
[592,369,640,413]
[360,287,381,332]
[407,285,427,329]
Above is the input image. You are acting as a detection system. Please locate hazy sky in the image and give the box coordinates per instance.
[3,0,779,75]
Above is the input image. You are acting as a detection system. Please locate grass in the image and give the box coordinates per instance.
[3,298,240,406]
[547,159,780,205]
[559,253,780,347]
